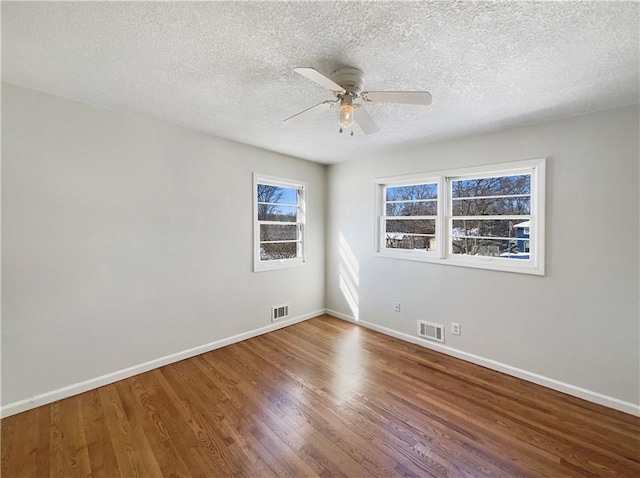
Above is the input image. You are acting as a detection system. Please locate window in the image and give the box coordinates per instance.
[375,158,545,275]
[254,174,306,272]
[381,179,439,255]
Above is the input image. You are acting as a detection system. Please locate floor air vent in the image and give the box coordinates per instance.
[418,320,444,342]
[271,304,289,322]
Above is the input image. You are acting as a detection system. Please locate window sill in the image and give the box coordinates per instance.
[376,249,439,263]
[254,258,307,273]
[376,250,544,275]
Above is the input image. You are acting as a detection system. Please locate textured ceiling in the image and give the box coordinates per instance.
[2,1,639,164]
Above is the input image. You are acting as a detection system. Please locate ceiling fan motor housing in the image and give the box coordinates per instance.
[331,67,365,96]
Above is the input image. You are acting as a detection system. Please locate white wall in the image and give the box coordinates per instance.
[326,105,640,410]
[1,84,326,409]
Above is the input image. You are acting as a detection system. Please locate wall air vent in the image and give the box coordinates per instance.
[418,320,444,342]
[271,304,290,322]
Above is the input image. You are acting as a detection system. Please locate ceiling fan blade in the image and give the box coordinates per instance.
[294,67,346,94]
[284,100,336,124]
[354,106,380,134]
[361,91,432,105]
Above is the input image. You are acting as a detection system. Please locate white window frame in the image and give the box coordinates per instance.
[253,174,307,272]
[375,158,545,275]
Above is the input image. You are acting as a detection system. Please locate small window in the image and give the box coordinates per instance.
[254,174,307,272]
[375,158,545,275]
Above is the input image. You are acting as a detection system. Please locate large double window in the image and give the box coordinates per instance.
[254,174,306,272]
[376,158,545,275]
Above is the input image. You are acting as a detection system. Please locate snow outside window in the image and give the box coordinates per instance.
[254,174,307,272]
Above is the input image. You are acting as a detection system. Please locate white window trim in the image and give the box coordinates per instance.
[253,173,308,273]
[374,158,546,275]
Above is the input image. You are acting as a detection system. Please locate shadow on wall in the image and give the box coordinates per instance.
[338,232,359,320]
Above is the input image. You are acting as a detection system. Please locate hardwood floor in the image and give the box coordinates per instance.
[2,315,639,477]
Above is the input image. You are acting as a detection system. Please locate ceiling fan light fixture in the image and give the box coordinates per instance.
[339,99,354,130]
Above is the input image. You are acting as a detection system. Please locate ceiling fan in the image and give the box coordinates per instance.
[284,66,432,135]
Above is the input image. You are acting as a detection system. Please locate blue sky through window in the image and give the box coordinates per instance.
[258,185,298,205]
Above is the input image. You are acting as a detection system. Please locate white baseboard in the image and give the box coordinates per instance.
[0,309,325,418]
[326,309,640,417]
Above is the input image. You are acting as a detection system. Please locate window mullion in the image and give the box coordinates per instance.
[383,215,438,220]
[451,193,530,201]
[258,201,298,207]
[452,215,531,221]
[258,220,304,225]
[440,176,449,259]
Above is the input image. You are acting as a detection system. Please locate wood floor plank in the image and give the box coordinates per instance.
[48,396,93,478]
[2,315,639,477]
[115,378,194,478]
[79,388,121,478]
[98,383,163,477]
[1,404,40,477]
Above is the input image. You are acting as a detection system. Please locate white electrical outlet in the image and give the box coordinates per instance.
[451,322,461,335]
[394,302,401,312]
